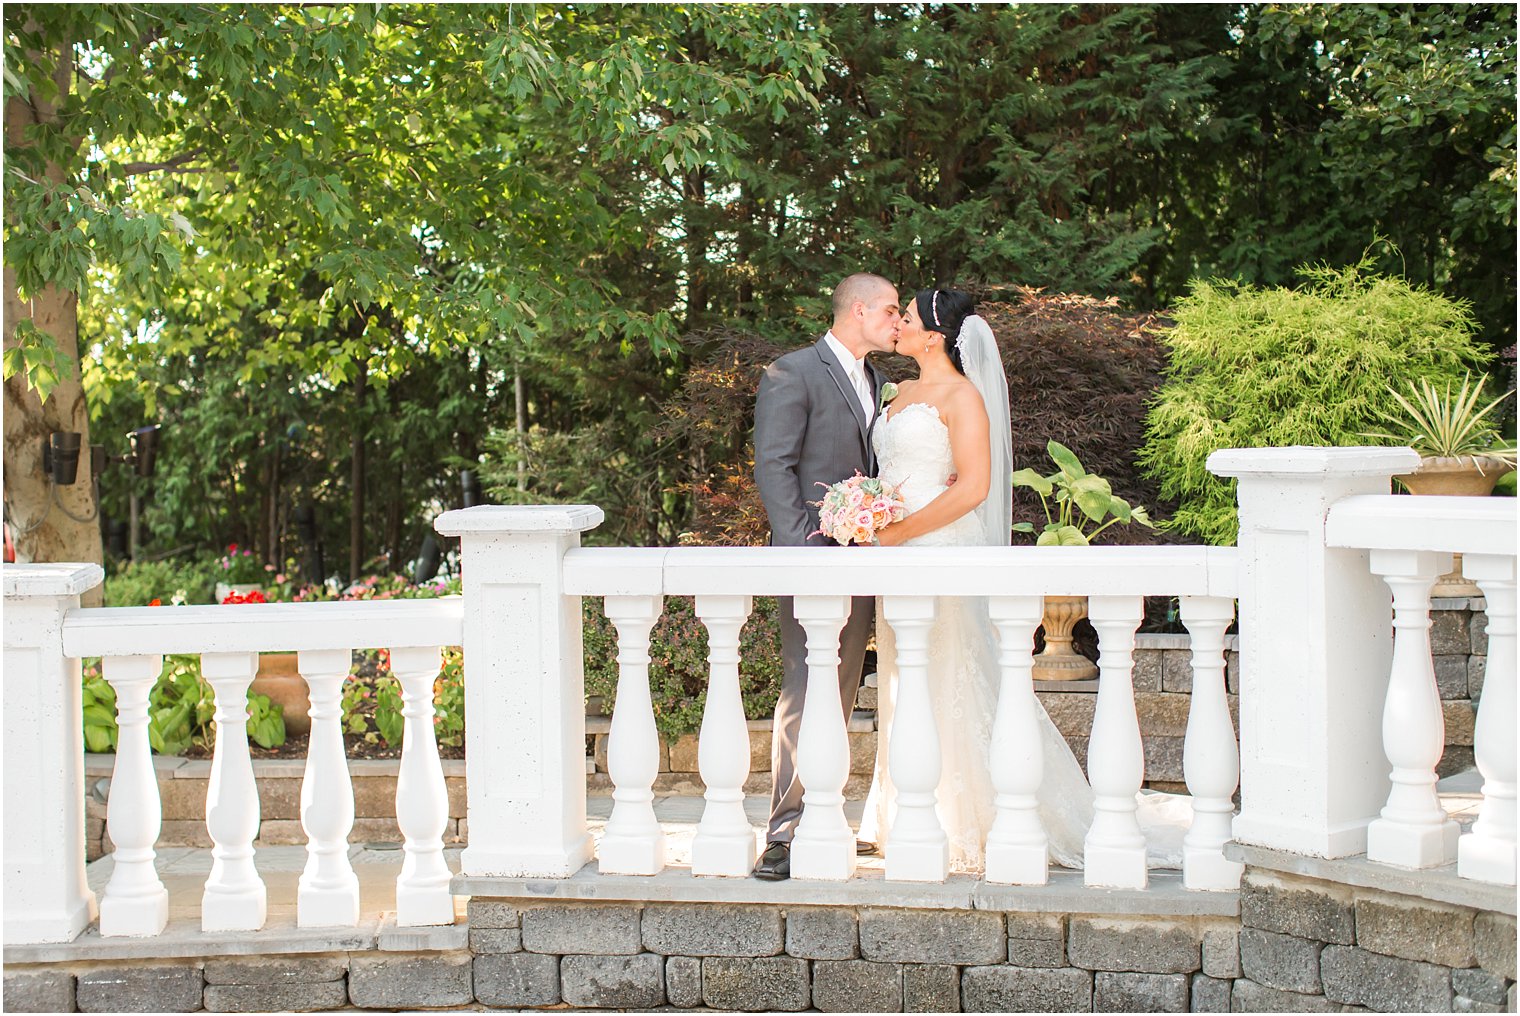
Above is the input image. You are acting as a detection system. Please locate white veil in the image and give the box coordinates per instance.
[956,314,1013,547]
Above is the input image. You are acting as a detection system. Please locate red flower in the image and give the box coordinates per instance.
[148,598,162,607]
[221,589,268,605]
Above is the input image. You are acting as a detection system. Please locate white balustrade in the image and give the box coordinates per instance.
[200,652,267,932]
[391,645,454,925]
[1459,554,1516,885]
[883,595,948,882]
[600,595,667,876]
[1365,550,1460,868]
[692,594,757,877]
[984,595,1048,885]
[297,648,360,927]
[99,653,170,937]
[789,594,857,881]
[1084,595,1147,889]
[1179,596,1243,890]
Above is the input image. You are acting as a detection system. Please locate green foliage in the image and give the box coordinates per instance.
[583,596,784,740]
[103,558,218,607]
[1364,373,1517,465]
[372,677,405,748]
[1012,441,1155,546]
[434,649,465,749]
[82,655,285,755]
[1139,257,1490,544]
[81,668,118,753]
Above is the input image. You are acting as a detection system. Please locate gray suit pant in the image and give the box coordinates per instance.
[767,594,875,844]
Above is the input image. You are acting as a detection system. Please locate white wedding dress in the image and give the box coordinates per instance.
[857,401,1187,873]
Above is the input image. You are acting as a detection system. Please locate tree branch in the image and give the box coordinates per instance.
[119,147,207,176]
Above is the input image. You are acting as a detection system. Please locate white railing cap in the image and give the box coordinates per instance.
[434,504,605,536]
[1327,494,1517,557]
[1208,446,1419,479]
[3,563,104,598]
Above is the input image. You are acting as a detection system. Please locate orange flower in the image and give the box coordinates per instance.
[148,598,162,607]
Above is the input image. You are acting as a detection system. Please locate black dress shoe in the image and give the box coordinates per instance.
[753,840,791,881]
[856,840,880,856]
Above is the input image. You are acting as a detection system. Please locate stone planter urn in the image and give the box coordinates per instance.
[1395,454,1515,597]
[1032,595,1099,683]
[252,651,311,737]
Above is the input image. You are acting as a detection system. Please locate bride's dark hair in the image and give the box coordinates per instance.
[915,289,977,374]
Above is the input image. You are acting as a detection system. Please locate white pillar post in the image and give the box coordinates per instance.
[692,594,757,877]
[2,564,102,945]
[99,653,169,937]
[882,595,947,883]
[600,594,667,876]
[985,595,1047,885]
[789,594,857,881]
[1458,553,1516,885]
[1208,447,1417,858]
[1180,595,1243,891]
[1365,549,1460,868]
[392,645,454,925]
[200,652,267,932]
[1084,595,1147,889]
[297,648,360,927]
[435,505,603,877]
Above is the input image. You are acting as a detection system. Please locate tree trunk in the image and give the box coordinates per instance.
[348,360,368,581]
[2,51,104,603]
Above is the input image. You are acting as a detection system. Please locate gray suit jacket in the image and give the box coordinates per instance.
[754,337,884,547]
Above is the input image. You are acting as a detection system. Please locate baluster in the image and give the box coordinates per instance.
[1366,550,1460,868]
[600,596,667,875]
[392,646,454,925]
[693,594,757,877]
[1458,554,1516,885]
[790,595,857,881]
[985,596,1048,885]
[200,652,267,931]
[1084,596,1147,889]
[882,595,947,882]
[1180,596,1244,891]
[99,654,169,937]
[297,649,360,927]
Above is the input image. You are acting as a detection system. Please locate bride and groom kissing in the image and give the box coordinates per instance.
[750,273,1172,882]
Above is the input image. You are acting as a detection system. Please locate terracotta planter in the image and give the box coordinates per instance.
[1032,595,1099,683]
[252,651,311,737]
[1394,455,1514,597]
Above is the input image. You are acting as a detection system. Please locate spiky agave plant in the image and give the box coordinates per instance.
[1364,373,1517,471]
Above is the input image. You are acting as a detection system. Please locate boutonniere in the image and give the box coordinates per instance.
[877,381,899,412]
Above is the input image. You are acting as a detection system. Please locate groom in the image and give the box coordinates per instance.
[750,272,900,880]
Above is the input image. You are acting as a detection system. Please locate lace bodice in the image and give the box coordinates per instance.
[872,402,983,547]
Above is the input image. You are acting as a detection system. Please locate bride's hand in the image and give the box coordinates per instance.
[875,525,906,547]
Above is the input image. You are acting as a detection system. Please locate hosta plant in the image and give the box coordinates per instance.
[1013,440,1155,546]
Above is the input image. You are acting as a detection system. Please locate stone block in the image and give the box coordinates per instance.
[1432,610,1471,655]
[1161,651,1195,694]
[904,964,961,1012]
[4,970,76,1013]
[1434,654,1471,699]
[469,928,522,953]
[157,775,209,820]
[1475,912,1517,980]
[850,731,876,775]
[643,903,784,957]
[521,902,642,955]
[1067,916,1200,974]
[1439,745,1477,779]
[445,775,465,816]
[1471,609,1489,655]
[702,956,810,1011]
[1093,971,1189,1012]
[77,965,203,1013]
[1191,973,1232,1013]
[349,776,400,818]
[1041,693,1096,737]
[750,728,771,772]
[256,776,302,820]
[859,908,1005,965]
[666,956,702,1008]
[1240,871,1355,944]
[1454,968,1509,1005]
[1202,923,1242,979]
[1135,692,1193,737]
[1444,700,1477,746]
[468,899,520,928]
[349,816,405,843]
[473,952,560,1008]
[961,965,1092,1013]
[1320,945,1453,1013]
[1006,913,1066,968]
[204,956,347,985]
[669,734,700,772]
[1356,892,1476,968]
[1239,928,1324,994]
[87,816,106,861]
[857,684,878,710]
[1143,736,1186,783]
[560,953,664,1009]
[348,954,472,1009]
[1469,655,1487,703]
[1133,649,1164,691]
[253,819,305,846]
[813,960,903,1012]
[786,906,858,959]
[1227,652,1240,695]
[1229,977,1342,1013]
[204,980,348,1012]
[157,818,215,847]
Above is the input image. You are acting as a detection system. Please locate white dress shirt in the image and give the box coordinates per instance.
[822,330,874,423]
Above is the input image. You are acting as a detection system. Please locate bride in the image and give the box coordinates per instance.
[858,288,1182,874]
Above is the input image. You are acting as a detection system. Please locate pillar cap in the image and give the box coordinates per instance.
[434,504,604,537]
[1208,446,1419,479]
[3,563,104,599]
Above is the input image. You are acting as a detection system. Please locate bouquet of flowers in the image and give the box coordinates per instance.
[812,472,908,546]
